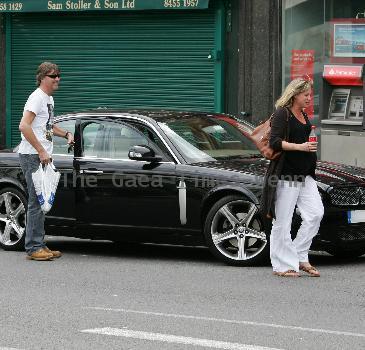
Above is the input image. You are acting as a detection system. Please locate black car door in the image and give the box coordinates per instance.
[46,117,77,230]
[74,117,180,237]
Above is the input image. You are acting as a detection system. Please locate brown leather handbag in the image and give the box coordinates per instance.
[250,108,290,160]
[250,114,281,160]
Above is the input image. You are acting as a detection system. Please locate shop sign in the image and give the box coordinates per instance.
[323,65,363,86]
[0,0,209,12]
[290,50,315,117]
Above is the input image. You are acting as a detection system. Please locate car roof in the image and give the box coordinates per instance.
[56,109,256,134]
[57,109,237,123]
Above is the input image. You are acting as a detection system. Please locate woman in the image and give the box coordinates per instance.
[261,78,324,277]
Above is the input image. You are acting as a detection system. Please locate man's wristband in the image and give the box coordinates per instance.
[64,131,71,139]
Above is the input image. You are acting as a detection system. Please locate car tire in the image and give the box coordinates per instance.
[326,247,365,259]
[0,187,27,251]
[204,195,269,266]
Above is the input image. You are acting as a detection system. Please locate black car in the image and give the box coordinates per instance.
[1,110,365,265]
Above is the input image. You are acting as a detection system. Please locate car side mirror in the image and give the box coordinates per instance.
[128,145,162,163]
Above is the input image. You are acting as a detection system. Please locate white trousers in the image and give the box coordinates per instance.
[270,175,324,273]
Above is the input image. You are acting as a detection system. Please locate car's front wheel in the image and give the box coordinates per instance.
[0,187,27,251]
[204,195,269,266]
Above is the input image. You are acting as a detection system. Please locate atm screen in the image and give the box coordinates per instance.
[332,98,347,113]
[328,89,350,118]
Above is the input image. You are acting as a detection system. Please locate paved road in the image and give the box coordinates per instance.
[0,237,364,350]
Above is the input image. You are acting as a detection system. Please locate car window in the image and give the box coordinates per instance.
[81,120,167,160]
[52,119,76,155]
[158,116,260,163]
[82,122,100,157]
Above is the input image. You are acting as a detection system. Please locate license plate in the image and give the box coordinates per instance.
[347,210,365,224]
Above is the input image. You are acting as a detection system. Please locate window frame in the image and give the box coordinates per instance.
[79,117,174,162]
[52,117,77,157]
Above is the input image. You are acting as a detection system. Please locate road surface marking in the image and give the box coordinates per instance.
[81,328,283,350]
[85,307,365,338]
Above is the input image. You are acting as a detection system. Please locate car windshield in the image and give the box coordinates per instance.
[158,115,260,163]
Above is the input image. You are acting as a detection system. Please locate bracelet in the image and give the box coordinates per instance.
[64,131,71,139]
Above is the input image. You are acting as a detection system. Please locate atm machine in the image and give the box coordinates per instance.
[320,64,365,166]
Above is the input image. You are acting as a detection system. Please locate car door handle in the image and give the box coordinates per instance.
[80,170,104,174]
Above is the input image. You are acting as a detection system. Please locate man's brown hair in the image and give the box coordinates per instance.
[36,62,60,86]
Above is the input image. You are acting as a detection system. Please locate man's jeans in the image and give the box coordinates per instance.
[19,154,46,254]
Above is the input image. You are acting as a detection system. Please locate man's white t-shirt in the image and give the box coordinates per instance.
[18,88,55,155]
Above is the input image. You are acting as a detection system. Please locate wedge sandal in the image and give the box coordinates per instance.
[299,265,320,277]
[273,270,300,278]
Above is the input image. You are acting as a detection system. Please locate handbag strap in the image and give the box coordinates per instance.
[283,107,291,142]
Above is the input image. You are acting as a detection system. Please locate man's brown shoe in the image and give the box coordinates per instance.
[26,248,54,261]
[44,246,62,258]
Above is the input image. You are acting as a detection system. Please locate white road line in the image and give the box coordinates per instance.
[0,348,23,350]
[81,327,283,350]
[84,307,365,338]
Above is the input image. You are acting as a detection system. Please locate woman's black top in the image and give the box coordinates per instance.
[270,107,316,180]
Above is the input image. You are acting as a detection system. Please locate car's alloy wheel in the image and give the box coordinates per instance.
[0,187,27,251]
[204,195,268,266]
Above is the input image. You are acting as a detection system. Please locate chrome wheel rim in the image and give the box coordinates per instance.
[0,191,26,246]
[210,200,267,261]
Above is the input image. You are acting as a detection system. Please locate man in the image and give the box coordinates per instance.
[18,62,74,261]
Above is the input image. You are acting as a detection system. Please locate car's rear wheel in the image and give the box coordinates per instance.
[204,195,269,266]
[0,187,27,251]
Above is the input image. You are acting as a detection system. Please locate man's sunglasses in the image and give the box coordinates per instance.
[46,74,61,79]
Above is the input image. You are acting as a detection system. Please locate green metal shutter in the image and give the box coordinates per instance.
[9,7,223,146]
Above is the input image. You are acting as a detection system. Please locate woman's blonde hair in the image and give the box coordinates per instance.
[275,77,313,109]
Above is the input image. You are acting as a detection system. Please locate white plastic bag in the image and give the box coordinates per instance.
[32,162,61,214]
